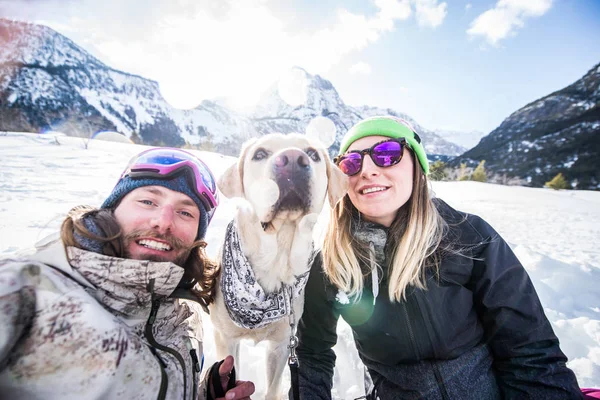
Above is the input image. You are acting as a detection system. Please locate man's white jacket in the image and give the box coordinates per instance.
[0,234,210,399]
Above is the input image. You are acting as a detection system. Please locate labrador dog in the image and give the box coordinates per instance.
[210,133,347,399]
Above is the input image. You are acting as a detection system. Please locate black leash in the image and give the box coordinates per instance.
[286,286,301,400]
[289,354,300,400]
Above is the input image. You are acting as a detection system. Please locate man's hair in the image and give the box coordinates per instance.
[60,206,219,305]
[322,150,447,302]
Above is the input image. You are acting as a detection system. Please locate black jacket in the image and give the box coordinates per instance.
[296,200,582,399]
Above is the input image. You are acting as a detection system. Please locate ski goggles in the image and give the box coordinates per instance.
[334,138,409,176]
[122,148,219,220]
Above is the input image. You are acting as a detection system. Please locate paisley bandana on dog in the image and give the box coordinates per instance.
[221,221,313,330]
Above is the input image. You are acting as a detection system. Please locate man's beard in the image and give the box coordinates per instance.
[123,229,194,266]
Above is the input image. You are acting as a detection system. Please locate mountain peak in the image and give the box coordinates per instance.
[252,67,344,119]
[0,18,105,69]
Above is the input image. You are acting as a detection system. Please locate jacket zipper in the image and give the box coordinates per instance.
[405,300,452,399]
[402,304,420,359]
[413,294,451,400]
[432,362,451,400]
[188,340,202,400]
[145,283,189,400]
[145,298,169,400]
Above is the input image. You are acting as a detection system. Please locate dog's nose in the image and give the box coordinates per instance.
[273,149,310,172]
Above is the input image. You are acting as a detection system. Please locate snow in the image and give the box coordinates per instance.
[575,100,594,111]
[1,132,599,396]
[564,156,578,168]
[7,92,17,104]
[22,68,59,104]
[79,88,136,135]
[335,290,351,305]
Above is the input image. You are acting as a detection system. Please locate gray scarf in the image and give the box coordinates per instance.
[352,219,388,303]
[352,219,388,266]
[221,221,313,330]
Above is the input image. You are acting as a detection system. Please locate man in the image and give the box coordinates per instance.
[0,148,255,400]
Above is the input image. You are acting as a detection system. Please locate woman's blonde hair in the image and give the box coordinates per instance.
[60,206,220,305]
[322,151,447,302]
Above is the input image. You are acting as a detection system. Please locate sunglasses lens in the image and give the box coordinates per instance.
[338,153,362,176]
[372,140,402,167]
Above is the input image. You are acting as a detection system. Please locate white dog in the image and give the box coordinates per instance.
[210,133,347,399]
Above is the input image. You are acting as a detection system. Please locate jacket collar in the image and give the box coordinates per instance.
[66,246,185,317]
[31,233,186,317]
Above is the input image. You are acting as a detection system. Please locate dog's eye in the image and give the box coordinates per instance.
[306,148,320,162]
[252,148,269,161]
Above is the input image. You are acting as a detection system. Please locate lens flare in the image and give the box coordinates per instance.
[277,68,309,107]
[247,178,280,215]
[306,116,336,148]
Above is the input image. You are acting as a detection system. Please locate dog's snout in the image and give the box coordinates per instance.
[274,149,310,172]
[271,147,312,212]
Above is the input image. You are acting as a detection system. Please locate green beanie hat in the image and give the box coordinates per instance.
[338,116,429,175]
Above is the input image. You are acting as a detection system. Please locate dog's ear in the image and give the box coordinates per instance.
[218,138,257,199]
[324,150,348,208]
[218,162,244,199]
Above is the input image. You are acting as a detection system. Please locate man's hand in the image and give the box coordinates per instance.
[212,355,255,400]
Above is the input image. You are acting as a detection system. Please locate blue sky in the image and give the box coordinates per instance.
[326,0,600,133]
[1,0,599,134]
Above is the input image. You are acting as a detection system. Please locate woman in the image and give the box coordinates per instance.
[296,116,583,399]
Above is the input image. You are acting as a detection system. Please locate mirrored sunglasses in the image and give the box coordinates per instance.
[334,138,408,176]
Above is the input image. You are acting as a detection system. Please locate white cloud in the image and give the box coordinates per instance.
[0,0,446,109]
[375,0,413,21]
[414,0,447,28]
[349,62,372,75]
[466,3,472,10]
[467,0,553,45]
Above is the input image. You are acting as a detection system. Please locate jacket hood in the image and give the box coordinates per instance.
[30,232,95,289]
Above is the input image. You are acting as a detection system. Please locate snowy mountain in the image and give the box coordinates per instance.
[0,19,259,154]
[456,63,600,190]
[0,19,465,157]
[435,128,486,150]
[250,68,467,157]
[251,68,362,148]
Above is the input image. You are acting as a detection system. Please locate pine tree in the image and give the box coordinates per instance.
[545,173,569,190]
[471,160,487,182]
[458,163,470,181]
[130,131,143,144]
[198,131,216,151]
[429,160,447,181]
